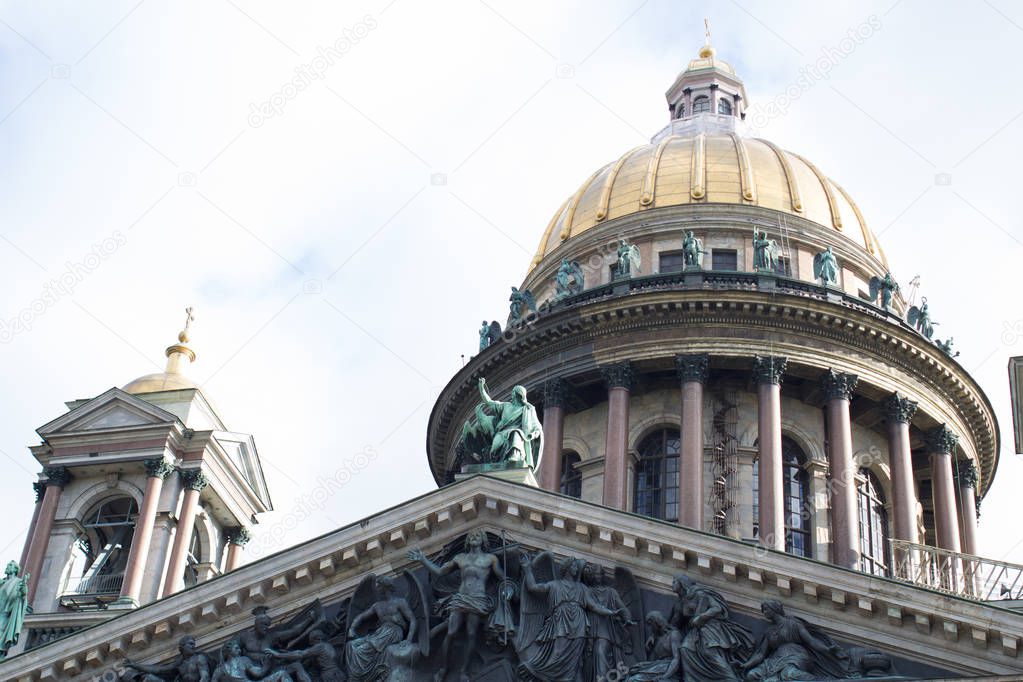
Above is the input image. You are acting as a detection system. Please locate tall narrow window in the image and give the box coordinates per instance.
[692,96,710,114]
[858,469,891,576]
[634,429,681,522]
[560,451,582,498]
[753,437,812,557]
[718,99,733,115]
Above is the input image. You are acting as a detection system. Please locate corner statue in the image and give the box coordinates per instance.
[0,560,28,661]
[459,378,542,469]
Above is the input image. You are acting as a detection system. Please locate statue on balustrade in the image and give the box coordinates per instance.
[741,600,895,681]
[907,297,938,340]
[479,321,502,352]
[867,272,899,312]
[612,239,641,279]
[407,528,508,682]
[936,337,960,358]
[624,611,684,681]
[509,287,537,325]
[211,638,292,682]
[123,635,211,682]
[752,228,780,272]
[582,563,642,682]
[0,560,29,661]
[240,603,324,681]
[554,258,585,301]
[458,378,542,470]
[266,627,344,682]
[682,231,704,270]
[515,551,630,681]
[812,247,838,286]
[669,575,753,682]
[344,573,428,682]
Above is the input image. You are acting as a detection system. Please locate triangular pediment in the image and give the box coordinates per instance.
[37,387,181,437]
[5,477,1023,681]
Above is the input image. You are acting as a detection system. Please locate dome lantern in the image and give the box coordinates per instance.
[664,26,747,128]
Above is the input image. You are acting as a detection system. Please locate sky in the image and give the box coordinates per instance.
[2,0,1023,568]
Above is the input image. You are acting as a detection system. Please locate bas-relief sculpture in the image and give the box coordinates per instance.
[111,523,912,682]
[457,378,542,473]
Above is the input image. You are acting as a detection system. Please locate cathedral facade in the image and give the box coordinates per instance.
[0,40,1021,682]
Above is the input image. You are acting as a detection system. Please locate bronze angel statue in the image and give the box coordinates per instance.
[554,258,585,301]
[867,272,899,311]
[509,287,537,324]
[752,228,781,272]
[344,572,429,682]
[612,239,641,279]
[478,320,502,352]
[907,297,938,340]
[812,247,838,286]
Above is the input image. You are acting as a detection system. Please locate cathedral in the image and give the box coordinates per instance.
[0,37,1021,682]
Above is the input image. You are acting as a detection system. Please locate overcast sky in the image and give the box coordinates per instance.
[2,0,1023,568]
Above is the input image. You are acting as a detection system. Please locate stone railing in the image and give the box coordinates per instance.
[891,540,1023,602]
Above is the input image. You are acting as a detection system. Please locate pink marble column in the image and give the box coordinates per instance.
[676,354,709,530]
[118,459,174,605]
[162,469,208,596]
[954,459,980,556]
[224,527,252,572]
[927,426,961,552]
[754,356,787,551]
[538,379,568,492]
[602,362,634,511]
[883,394,919,544]
[18,483,44,570]
[822,370,860,569]
[23,467,72,604]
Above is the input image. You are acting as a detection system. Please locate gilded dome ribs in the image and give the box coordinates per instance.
[690,132,706,200]
[793,152,842,230]
[559,167,605,240]
[641,136,674,206]
[729,133,756,202]
[597,146,644,222]
[757,137,803,213]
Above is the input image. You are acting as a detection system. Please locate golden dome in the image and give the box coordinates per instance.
[530,133,886,269]
[123,372,198,394]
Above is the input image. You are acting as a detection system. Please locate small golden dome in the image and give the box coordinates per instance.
[698,44,715,58]
[123,307,199,395]
[530,133,886,270]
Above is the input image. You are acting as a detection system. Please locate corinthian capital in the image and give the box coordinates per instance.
[601,361,635,390]
[675,354,709,384]
[925,425,958,455]
[882,393,917,424]
[820,369,858,401]
[752,356,788,386]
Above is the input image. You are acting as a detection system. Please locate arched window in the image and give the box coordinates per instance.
[634,428,680,522]
[65,496,138,598]
[560,451,582,498]
[753,437,812,557]
[718,99,733,115]
[675,102,685,118]
[692,96,710,114]
[183,526,203,588]
[858,469,891,576]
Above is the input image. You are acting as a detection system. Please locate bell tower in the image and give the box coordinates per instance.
[15,309,272,650]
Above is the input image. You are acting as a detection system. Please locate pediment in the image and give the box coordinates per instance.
[37,387,180,437]
[5,477,1023,681]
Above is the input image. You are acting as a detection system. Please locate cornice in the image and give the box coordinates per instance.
[4,477,1021,681]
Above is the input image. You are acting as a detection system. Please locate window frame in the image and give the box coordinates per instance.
[858,469,891,576]
[633,428,681,522]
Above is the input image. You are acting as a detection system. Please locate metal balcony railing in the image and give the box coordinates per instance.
[63,572,125,597]
[890,540,1023,602]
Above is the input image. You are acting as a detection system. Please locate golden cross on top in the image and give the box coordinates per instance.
[704,18,712,45]
[183,306,195,333]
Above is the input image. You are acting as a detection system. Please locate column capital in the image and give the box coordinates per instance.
[752,356,788,385]
[675,353,709,384]
[543,377,570,409]
[883,393,918,424]
[225,526,252,546]
[43,466,73,488]
[925,425,959,455]
[32,481,45,503]
[601,361,635,390]
[179,468,209,493]
[820,369,858,401]
[144,458,175,480]
[953,458,979,489]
